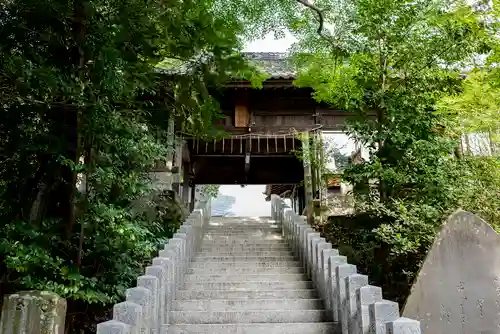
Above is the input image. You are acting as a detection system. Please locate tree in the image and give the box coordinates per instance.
[220,0,488,302]
[0,0,255,331]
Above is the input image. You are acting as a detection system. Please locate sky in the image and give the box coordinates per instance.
[243,32,296,52]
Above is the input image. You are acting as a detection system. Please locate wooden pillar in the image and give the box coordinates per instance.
[302,131,314,224]
[189,182,196,212]
[164,114,175,191]
[172,137,183,195]
[318,130,328,221]
[182,162,190,206]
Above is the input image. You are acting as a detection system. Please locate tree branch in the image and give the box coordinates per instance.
[295,0,344,54]
[296,0,326,36]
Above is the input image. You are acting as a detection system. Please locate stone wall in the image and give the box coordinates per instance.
[403,210,500,333]
[95,200,211,334]
[272,195,421,334]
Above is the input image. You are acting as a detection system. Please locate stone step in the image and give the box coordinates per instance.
[204,227,281,232]
[198,250,293,256]
[201,240,286,244]
[201,239,287,244]
[170,310,331,324]
[203,235,283,239]
[200,244,290,249]
[189,262,301,269]
[204,230,281,234]
[192,256,295,262]
[199,247,290,253]
[205,224,278,228]
[173,298,324,311]
[205,227,280,230]
[183,281,313,290]
[176,289,318,300]
[186,266,304,275]
[167,322,336,334]
[200,244,289,249]
[184,274,307,282]
[209,218,274,220]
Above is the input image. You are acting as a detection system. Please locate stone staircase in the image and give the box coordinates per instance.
[97,198,421,334]
[168,217,335,333]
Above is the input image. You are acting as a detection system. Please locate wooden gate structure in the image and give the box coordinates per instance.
[159,53,363,217]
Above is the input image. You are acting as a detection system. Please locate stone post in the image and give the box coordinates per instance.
[172,233,189,276]
[336,263,357,333]
[137,276,160,334]
[152,257,175,324]
[97,320,132,334]
[292,218,305,258]
[328,255,347,323]
[283,207,293,240]
[299,226,312,267]
[145,266,167,328]
[369,300,400,334]
[310,236,325,283]
[113,301,143,334]
[178,226,193,263]
[0,291,66,334]
[315,242,332,294]
[125,287,152,334]
[320,248,339,310]
[386,317,421,334]
[345,274,368,333]
[271,194,276,220]
[357,285,383,334]
[305,232,321,278]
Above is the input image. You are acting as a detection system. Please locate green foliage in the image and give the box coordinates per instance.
[204,185,221,199]
[452,156,500,227]
[0,0,251,331]
[437,70,500,144]
[264,0,496,305]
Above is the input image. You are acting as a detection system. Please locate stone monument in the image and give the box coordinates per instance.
[403,210,500,334]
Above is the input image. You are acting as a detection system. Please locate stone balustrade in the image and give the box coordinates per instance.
[271,195,422,334]
[96,199,211,334]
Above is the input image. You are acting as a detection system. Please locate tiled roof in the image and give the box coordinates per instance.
[243,52,296,79]
[158,52,297,80]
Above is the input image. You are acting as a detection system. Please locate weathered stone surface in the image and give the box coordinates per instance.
[369,300,399,334]
[314,241,331,291]
[345,274,368,333]
[336,264,357,334]
[302,227,320,275]
[152,257,175,323]
[305,232,321,278]
[321,249,339,311]
[97,320,132,334]
[386,317,421,334]
[145,266,167,327]
[113,301,143,334]
[403,210,499,334]
[328,256,348,322]
[126,287,152,334]
[0,290,66,334]
[357,285,383,334]
[137,275,160,333]
[165,239,184,287]
[159,248,180,291]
